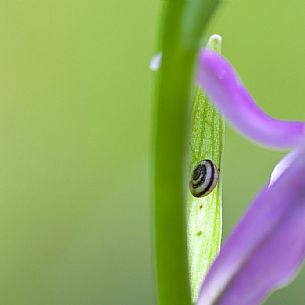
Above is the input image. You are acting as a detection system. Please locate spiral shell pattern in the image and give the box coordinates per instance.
[189,159,219,198]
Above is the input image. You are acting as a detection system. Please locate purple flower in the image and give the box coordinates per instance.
[197,50,305,150]
[196,49,305,305]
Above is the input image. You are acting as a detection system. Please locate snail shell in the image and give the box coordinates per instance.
[189,159,219,198]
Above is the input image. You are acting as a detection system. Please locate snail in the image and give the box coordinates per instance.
[189,159,219,198]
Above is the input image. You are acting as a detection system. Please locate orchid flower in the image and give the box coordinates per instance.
[196,49,305,305]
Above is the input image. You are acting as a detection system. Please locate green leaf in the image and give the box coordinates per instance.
[187,34,225,302]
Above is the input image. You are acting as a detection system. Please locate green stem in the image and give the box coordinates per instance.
[152,2,221,305]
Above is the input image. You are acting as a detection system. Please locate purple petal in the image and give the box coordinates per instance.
[197,49,305,149]
[197,144,305,305]
[269,150,298,186]
[150,52,162,71]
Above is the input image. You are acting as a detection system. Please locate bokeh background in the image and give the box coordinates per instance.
[0,1,305,304]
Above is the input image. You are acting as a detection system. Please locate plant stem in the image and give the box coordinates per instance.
[152,1,221,305]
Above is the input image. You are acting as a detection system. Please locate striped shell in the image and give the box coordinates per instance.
[189,159,219,198]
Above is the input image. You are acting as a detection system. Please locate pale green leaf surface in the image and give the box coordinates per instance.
[187,35,225,302]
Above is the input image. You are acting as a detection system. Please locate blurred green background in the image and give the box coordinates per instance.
[0,1,305,304]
